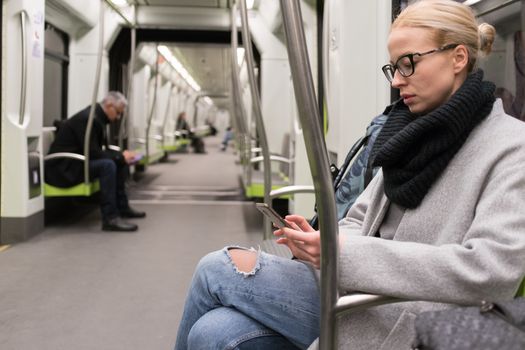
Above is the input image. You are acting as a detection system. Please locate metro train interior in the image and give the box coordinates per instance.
[1,0,524,349]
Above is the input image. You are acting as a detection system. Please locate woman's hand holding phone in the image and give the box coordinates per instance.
[274,215,321,269]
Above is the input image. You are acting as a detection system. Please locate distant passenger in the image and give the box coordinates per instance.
[174,1,525,349]
[220,126,234,151]
[176,112,206,154]
[205,118,218,136]
[176,111,192,136]
[45,91,146,232]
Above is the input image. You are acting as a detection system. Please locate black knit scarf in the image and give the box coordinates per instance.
[371,70,495,209]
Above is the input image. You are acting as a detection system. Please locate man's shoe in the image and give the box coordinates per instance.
[120,207,146,219]
[102,217,138,232]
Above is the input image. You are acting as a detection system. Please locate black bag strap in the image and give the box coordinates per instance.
[310,134,369,230]
[332,135,369,190]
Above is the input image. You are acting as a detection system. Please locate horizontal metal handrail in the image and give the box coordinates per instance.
[250,155,292,164]
[107,145,121,152]
[44,153,86,161]
[269,185,315,199]
[335,293,403,316]
[191,125,210,133]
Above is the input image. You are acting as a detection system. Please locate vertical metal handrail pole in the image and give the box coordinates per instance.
[230,73,247,165]
[238,0,273,238]
[119,5,136,150]
[279,1,339,349]
[193,95,202,126]
[84,1,105,186]
[322,0,331,125]
[161,83,174,148]
[19,10,28,125]
[145,46,160,165]
[230,4,250,182]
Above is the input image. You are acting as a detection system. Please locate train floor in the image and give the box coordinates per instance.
[0,135,267,350]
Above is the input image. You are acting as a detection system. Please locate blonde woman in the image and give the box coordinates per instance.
[175,1,525,349]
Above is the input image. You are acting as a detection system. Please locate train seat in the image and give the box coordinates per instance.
[42,127,100,197]
[244,133,294,200]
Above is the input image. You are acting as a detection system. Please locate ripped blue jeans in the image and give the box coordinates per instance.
[174,247,320,350]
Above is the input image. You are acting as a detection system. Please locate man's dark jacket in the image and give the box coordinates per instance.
[45,104,125,187]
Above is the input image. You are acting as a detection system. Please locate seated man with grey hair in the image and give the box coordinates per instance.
[46,91,146,232]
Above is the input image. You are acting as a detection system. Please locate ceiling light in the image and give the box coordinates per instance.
[246,0,255,9]
[110,0,129,6]
[158,45,201,92]
[463,0,482,6]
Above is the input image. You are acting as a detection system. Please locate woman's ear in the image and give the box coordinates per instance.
[452,45,469,73]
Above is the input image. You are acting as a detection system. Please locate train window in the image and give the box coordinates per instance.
[474,0,525,121]
[43,23,69,126]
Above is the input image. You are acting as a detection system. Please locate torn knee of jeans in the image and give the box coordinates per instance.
[224,246,261,277]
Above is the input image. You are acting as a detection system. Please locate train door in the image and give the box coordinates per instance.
[43,23,69,127]
[1,0,45,244]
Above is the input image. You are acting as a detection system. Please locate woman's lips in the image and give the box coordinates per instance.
[402,94,415,104]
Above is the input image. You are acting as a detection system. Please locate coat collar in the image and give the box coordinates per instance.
[95,103,110,125]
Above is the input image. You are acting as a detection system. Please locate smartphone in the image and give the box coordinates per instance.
[130,153,143,164]
[255,203,294,230]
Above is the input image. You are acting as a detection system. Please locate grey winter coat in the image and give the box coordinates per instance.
[311,100,525,349]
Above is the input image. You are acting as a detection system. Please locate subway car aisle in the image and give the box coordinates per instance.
[0,135,264,350]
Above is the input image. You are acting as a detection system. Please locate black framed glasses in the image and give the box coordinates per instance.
[382,44,459,83]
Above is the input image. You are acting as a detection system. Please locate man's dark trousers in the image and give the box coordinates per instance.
[89,158,129,221]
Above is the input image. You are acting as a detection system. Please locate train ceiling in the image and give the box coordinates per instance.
[116,0,260,110]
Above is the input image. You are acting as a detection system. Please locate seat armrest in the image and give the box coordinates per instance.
[44,153,86,162]
[250,155,292,165]
[270,185,315,199]
[107,145,121,152]
[335,293,404,316]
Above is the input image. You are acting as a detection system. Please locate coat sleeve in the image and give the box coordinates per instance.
[87,121,125,165]
[337,171,381,234]
[338,158,525,305]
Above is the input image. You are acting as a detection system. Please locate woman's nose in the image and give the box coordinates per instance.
[390,70,407,88]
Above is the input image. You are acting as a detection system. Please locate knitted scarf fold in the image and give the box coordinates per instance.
[371,70,495,209]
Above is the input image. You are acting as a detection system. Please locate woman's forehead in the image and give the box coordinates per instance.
[388,27,435,57]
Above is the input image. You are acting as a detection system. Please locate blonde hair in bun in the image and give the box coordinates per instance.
[478,22,496,56]
[393,0,497,71]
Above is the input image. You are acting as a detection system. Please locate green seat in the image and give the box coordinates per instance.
[163,138,191,152]
[138,150,165,166]
[245,170,290,199]
[163,144,180,152]
[44,180,100,197]
[42,127,101,198]
[516,278,525,297]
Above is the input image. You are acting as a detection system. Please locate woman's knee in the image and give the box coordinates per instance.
[228,248,258,274]
[197,247,259,276]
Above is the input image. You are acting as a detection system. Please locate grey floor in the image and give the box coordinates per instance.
[0,136,265,350]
